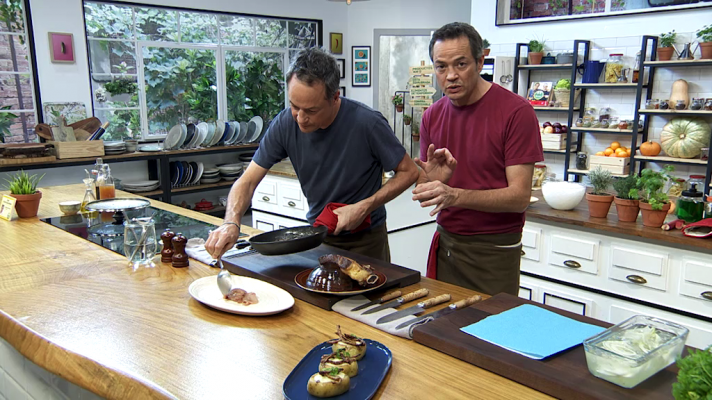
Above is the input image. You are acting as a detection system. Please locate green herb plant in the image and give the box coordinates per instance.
[391,94,404,106]
[630,165,675,210]
[612,175,638,200]
[659,31,677,48]
[483,38,490,49]
[696,25,712,43]
[672,345,712,400]
[104,79,138,96]
[0,105,18,143]
[4,170,45,195]
[555,79,572,90]
[588,166,613,196]
[528,37,546,53]
[403,114,412,124]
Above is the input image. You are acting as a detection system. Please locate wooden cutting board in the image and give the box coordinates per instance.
[222,244,421,310]
[413,293,681,400]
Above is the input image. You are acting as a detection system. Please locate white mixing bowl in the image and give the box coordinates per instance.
[541,181,586,210]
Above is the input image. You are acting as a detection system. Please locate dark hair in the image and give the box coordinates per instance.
[286,47,340,100]
[429,22,484,62]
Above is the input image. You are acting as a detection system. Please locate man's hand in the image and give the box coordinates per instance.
[414,144,457,184]
[333,202,370,235]
[205,223,240,259]
[412,180,460,217]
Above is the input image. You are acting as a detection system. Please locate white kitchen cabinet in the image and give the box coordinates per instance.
[388,222,436,276]
[547,233,600,275]
[252,210,306,232]
[540,286,595,317]
[521,227,542,262]
[608,246,669,292]
[252,175,308,221]
[679,258,712,315]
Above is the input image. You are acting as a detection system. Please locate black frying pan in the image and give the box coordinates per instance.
[248,225,328,256]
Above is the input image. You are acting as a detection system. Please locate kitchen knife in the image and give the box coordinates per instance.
[395,294,483,330]
[376,293,451,324]
[361,288,429,315]
[350,290,402,312]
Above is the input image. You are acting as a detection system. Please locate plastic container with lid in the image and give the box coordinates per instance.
[677,183,705,223]
[605,54,624,83]
[687,175,705,190]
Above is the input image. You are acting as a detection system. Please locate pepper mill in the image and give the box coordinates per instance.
[160,229,175,263]
[171,233,189,268]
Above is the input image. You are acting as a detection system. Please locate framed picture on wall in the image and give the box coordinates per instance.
[352,46,371,87]
[340,86,346,97]
[336,58,345,79]
[48,32,75,63]
[330,32,343,54]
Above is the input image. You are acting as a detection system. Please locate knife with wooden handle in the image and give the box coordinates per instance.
[350,290,402,312]
[395,295,483,330]
[361,288,429,315]
[376,293,451,324]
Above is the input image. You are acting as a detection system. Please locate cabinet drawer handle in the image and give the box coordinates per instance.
[563,260,581,269]
[701,291,712,301]
[626,275,647,284]
[521,250,526,257]
[262,196,270,202]
[288,201,296,207]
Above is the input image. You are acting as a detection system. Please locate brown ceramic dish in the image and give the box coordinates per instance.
[295,269,387,296]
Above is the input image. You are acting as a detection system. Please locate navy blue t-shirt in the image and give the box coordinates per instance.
[252,97,406,230]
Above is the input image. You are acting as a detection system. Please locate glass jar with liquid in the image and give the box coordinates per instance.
[677,184,705,223]
[97,165,116,200]
[123,217,158,268]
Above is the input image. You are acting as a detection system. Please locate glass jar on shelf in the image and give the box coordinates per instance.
[618,120,629,130]
[701,148,709,161]
[576,117,584,127]
[687,175,705,191]
[608,117,619,129]
[705,98,712,111]
[576,152,588,170]
[604,54,624,83]
[533,164,547,188]
[591,120,602,128]
[599,107,612,122]
[675,100,687,110]
[659,99,670,110]
[584,107,597,123]
[644,99,656,110]
[668,178,686,198]
[690,98,704,111]
[600,119,609,129]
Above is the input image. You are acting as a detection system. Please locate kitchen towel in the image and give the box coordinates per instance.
[314,203,371,235]
[460,304,606,360]
[332,295,428,339]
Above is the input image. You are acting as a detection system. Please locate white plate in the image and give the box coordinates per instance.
[202,122,215,147]
[165,124,184,150]
[122,180,160,187]
[247,116,263,143]
[194,122,208,148]
[189,275,294,316]
[192,162,204,185]
[138,145,162,152]
[530,196,539,203]
[211,120,225,147]
[237,121,249,144]
[226,121,240,145]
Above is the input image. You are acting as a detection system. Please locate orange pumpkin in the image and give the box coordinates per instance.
[640,141,661,156]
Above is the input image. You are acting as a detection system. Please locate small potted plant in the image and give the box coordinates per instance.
[612,175,639,222]
[631,166,674,228]
[657,31,677,61]
[527,38,545,65]
[412,120,420,141]
[586,166,614,218]
[553,79,578,108]
[483,39,491,56]
[4,170,45,218]
[403,114,412,126]
[696,25,712,60]
[392,94,404,113]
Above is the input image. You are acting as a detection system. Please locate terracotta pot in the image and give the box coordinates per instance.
[484,48,491,56]
[639,201,671,228]
[614,197,640,223]
[657,47,674,61]
[395,104,404,113]
[412,133,420,141]
[586,193,614,218]
[10,191,42,218]
[528,52,543,65]
[700,42,712,60]
[404,120,411,126]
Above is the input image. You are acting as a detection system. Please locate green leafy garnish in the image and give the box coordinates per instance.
[673,346,712,400]
[327,367,340,377]
[336,349,351,359]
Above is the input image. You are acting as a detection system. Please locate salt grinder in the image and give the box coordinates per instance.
[171,233,189,268]
[160,229,175,263]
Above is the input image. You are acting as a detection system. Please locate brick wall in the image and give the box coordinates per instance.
[0,32,37,143]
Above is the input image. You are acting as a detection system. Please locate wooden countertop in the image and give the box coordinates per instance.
[527,189,712,253]
[0,184,551,399]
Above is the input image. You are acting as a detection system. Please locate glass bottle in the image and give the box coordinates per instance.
[98,165,116,200]
[632,51,640,83]
[81,178,97,213]
[92,158,104,200]
[676,184,705,223]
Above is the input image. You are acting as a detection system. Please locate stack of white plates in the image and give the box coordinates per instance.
[200,167,221,184]
[104,141,127,155]
[122,180,160,193]
[218,163,243,182]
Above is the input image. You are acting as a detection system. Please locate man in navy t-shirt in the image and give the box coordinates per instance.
[206,47,418,262]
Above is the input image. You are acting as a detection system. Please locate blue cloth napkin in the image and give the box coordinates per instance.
[460,304,606,360]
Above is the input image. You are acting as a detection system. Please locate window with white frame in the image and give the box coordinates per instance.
[83,1,320,141]
[498,0,710,25]
[1,0,38,144]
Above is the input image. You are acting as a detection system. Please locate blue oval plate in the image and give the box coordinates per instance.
[283,339,392,400]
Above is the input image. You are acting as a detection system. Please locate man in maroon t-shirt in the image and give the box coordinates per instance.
[412,22,544,296]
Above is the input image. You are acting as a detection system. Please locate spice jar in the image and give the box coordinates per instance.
[584,107,597,122]
[600,119,609,129]
[644,99,657,110]
[701,147,709,161]
[677,183,705,223]
[605,54,624,83]
[618,120,629,130]
[599,107,612,122]
[576,152,588,170]
[608,117,619,129]
[675,100,687,110]
[576,117,584,127]
[583,119,592,128]
[705,98,712,111]
[592,120,602,128]
[659,99,670,110]
[690,98,704,111]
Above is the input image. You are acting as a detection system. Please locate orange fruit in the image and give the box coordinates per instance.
[625,150,631,157]
[595,151,605,156]
[609,153,618,157]
[617,152,628,157]
[610,141,621,150]
[604,148,614,156]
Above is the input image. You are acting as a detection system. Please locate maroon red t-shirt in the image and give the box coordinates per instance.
[420,83,544,235]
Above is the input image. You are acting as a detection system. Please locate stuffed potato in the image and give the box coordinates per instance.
[319,349,358,378]
[327,325,367,361]
[307,368,350,398]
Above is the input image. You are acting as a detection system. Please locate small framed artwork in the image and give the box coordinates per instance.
[48,32,75,63]
[330,32,343,54]
[352,46,371,87]
[340,86,346,97]
[336,58,345,79]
